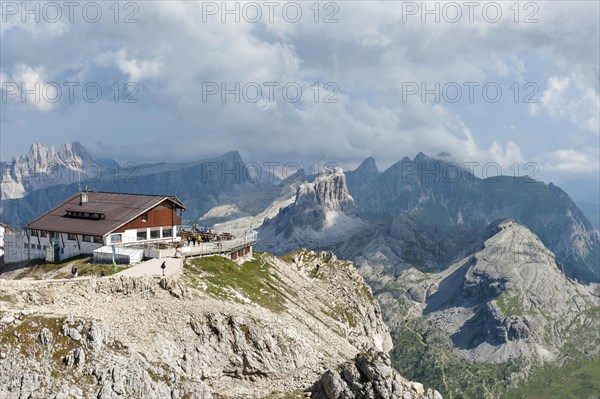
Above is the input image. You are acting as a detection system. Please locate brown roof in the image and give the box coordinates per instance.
[26,192,185,236]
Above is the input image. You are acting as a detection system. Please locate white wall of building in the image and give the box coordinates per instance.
[0,225,5,258]
[3,233,41,263]
[3,231,104,263]
[106,225,179,246]
[3,223,181,264]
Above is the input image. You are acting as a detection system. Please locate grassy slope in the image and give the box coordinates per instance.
[503,356,600,399]
[185,254,288,312]
[390,317,520,399]
[1,256,121,280]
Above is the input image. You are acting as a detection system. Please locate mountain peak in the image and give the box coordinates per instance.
[259,168,363,246]
[414,152,430,163]
[299,167,355,213]
[415,218,597,364]
[357,157,379,173]
[216,150,243,163]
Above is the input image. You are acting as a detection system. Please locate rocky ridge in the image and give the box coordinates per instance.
[0,250,438,399]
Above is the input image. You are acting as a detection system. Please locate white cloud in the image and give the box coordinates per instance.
[114,49,162,82]
[0,64,57,112]
[540,147,600,174]
[0,0,598,174]
[530,76,570,117]
[530,75,599,134]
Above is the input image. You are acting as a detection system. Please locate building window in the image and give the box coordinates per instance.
[137,231,147,241]
[43,245,47,251]
[162,228,172,238]
[150,229,160,239]
[110,234,122,243]
[37,244,41,250]
[83,235,92,242]
[68,233,77,241]
[24,243,28,249]
[93,236,103,244]
[142,213,148,222]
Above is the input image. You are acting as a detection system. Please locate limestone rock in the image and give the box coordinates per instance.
[310,352,442,399]
[0,250,416,399]
[37,328,52,346]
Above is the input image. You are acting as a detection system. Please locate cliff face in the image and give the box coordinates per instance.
[0,251,437,399]
[258,168,364,254]
[294,167,357,215]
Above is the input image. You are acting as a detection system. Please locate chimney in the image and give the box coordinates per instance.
[80,190,88,205]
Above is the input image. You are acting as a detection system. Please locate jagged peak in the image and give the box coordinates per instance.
[23,141,91,161]
[316,166,345,179]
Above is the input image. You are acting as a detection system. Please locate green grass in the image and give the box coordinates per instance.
[1,315,74,360]
[504,356,600,399]
[279,248,321,264]
[11,256,119,279]
[0,292,16,303]
[278,249,304,263]
[496,293,527,317]
[53,263,123,279]
[390,317,523,399]
[186,255,287,312]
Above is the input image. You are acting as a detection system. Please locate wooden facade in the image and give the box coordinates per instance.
[113,200,182,233]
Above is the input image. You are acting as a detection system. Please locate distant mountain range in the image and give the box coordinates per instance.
[258,153,599,283]
[0,143,277,227]
[1,142,598,283]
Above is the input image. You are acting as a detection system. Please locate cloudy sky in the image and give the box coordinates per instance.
[1,1,598,191]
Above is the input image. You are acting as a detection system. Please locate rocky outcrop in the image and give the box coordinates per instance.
[310,352,442,399]
[0,250,426,399]
[294,167,357,215]
[259,168,365,254]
